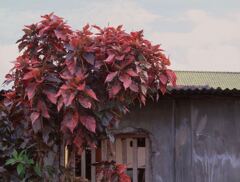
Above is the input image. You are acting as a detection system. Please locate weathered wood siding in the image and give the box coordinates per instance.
[119,95,240,182]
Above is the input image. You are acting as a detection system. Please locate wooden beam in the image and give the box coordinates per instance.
[145,138,150,182]
[64,146,68,167]
[71,149,75,179]
[81,150,86,178]
[108,140,116,161]
[60,142,65,181]
[60,142,65,167]
[101,140,107,161]
[91,148,96,182]
[122,138,127,165]
[132,138,138,182]
[115,133,147,139]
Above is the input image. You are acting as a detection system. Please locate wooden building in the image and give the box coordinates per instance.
[70,71,240,182]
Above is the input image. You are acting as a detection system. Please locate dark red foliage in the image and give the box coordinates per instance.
[95,161,131,182]
[5,13,176,179]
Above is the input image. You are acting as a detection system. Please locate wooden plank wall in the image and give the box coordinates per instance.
[173,97,240,182]
[175,99,193,182]
[70,96,240,182]
[190,98,240,182]
[117,97,240,182]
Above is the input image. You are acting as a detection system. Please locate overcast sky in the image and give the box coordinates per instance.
[0,0,240,85]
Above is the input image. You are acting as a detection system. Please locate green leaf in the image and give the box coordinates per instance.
[22,154,28,163]
[28,159,34,165]
[5,158,16,165]
[17,163,25,176]
[13,149,18,159]
[34,163,41,177]
[18,150,26,161]
[18,155,23,161]
[19,150,25,157]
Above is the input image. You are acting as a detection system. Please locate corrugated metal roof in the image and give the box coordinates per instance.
[175,71,240,90]
[1,71,239,96]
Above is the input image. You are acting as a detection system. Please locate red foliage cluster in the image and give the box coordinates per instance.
[5,13,176,155]
[96,161,131,182]
[115,164,131,182]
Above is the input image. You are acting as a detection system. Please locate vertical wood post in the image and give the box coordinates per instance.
[71,149,75,179]
[145,138,150,182]
[81,150,86,178]
[108,140,116,161]
[59,140,65,181]
[91,148,96,182]
[101,140,107,161]
[60,142,65,167]
[122,138,127,165]
[64,146,68,167]
[132,138,138,182]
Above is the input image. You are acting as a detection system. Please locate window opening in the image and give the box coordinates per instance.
[64,134,150,182]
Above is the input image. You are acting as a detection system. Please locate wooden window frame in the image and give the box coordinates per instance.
[62,133,151,182]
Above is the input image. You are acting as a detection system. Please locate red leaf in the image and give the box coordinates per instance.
[78,95,91,108]
[39,25,50,36]
[159,74,168,85]
[82,24,91,34]
[57,97,64,111]
[60,70,72,80]
[92,25,103,32]
[120,56,134,69]
[67,92,75,106]
[37,100,50,118]
[117,25,123,30]
[70,37,79,48]
[62,111,79,133]
[105,71,118,82]
[43,90,57,104]
[26,83,37,100]
[119,74,132,89]
[160,85,167,95]
[140,94,146,105]
[77,82,86,91]
[141,85,147,96]
[80,115,96,133]
[23,71,34,80]
[126,68,138,77]
[54,30,66,40]
[104,54,115,64]
[123,46,131,53]
[166,69,177,86]
[119,174,131,182]
[162,56,171,66]
[85,89,98,101]
[115,55,125,60]
[129,82,139,92]
[73,135,84,155]
[75,70,87,81]
[30,112,40,124]
[63,91,75,106]
[66,59,77,74]
[83,53,95,65]
[23,68,40,80]
[116,164,131,182]
[116,164,127,174]
[109,83,121,98]
[4,91,16,99]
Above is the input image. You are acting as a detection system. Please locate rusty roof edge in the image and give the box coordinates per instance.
[167,86,240,94]
[175,70,240,74]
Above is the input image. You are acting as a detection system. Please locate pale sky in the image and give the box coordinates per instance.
[0,0,240,85]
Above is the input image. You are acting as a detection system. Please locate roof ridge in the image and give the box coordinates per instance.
[174,70,240,74]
